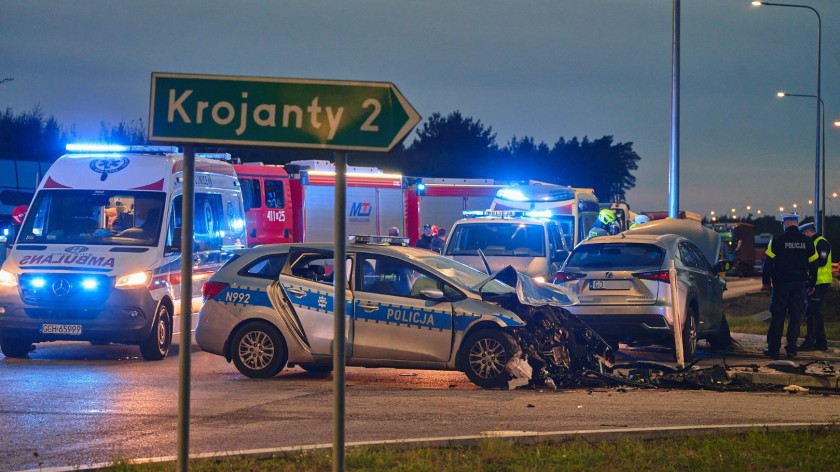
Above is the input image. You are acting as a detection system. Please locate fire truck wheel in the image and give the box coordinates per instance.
[139,304,172,361]
[231,321,288,379]
[459,329,515,389]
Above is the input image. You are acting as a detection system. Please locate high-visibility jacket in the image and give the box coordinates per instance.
[814,235,833,285]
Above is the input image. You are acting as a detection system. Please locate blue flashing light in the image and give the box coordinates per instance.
[66,143,179,153]
[525,210,553,219]
[31,277,46,289]
[66,143,129,152]
[497,188,527,201]
[81,278,99,290]
[2,228,7,237]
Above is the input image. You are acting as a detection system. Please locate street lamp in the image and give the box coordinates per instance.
[777,91,825,230]
[753,1,822,232]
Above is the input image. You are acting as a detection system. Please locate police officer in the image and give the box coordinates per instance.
[798,222,831,351]
[761,213,818,359]
[588,209,616,239]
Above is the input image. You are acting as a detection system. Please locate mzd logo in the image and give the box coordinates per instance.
[90,157,130,181]
[349,202,372,224]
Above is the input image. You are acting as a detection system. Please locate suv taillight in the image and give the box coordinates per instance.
[632,270,671,283]
[553,272,588,283]
[202,281,229,301]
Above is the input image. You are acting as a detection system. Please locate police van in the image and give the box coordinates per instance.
[0,144,246,359]
[442,210,570,283]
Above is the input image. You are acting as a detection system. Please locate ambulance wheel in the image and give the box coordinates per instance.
[459,329,515,389]
[0,338,32,358]
[231,321,288,379]
[140,304,172,361]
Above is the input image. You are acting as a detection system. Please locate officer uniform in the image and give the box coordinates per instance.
[762,213,818,358]
[798,222,831,351]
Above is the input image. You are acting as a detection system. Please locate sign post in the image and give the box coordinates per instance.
[150,72,419,472]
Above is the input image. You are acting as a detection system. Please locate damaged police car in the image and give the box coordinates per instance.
[196,236,613,389]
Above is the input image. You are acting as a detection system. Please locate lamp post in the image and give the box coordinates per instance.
[753,1,821,232]
[776,91,825,230]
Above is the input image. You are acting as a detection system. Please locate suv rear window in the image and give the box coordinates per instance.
[445,222,545,257]
[566,243,664,269]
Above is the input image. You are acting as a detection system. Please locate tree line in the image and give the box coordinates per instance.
[1,107,641,202]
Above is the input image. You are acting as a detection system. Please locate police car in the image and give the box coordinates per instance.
[196,236,612,389]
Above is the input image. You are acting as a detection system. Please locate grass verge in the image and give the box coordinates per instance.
[98,428,839,472]
[724,284,840,340]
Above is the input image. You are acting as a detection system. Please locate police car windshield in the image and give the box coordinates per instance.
[445,222,546,257]
[19,190,166,246]
[412,253,514,295]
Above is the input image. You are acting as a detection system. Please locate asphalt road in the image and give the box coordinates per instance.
[1,331,838,472]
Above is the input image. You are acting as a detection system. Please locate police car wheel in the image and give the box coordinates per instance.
[232,321,287,379]
[460,329,515,389]
[0,338,33,358]
[677,307,698,363]
[140,304,172,361]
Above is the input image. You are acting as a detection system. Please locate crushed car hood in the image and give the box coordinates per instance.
[473,265,578,306]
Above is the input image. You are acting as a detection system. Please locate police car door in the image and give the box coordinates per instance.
[279,248,351,356]
[353,253,453,363]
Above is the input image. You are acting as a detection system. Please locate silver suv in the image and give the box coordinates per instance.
[554,219,731,361]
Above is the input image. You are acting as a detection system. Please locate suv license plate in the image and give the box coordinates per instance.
[41,324,83,335]
[589,280,630,290]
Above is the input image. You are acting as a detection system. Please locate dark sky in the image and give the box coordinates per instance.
[2,1,839,218]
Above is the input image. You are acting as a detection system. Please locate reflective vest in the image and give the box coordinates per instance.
[815,235,833,285]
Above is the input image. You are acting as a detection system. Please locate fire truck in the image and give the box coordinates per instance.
[233,160,513,246]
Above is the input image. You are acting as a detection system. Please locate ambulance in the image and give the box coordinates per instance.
[0,144,246,360]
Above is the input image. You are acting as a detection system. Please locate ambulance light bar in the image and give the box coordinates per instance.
[350,235,410,246]
[66,143,179,153]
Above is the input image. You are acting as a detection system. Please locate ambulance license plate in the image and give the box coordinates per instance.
[41,324,83,335]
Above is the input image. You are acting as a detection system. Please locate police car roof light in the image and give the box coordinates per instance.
[351,235,410,246]
[66,143,179,154]
[496,188,527,201]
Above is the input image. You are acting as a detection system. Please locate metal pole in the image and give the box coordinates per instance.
[177,144,195,472]
[332,151,347,472]
[668,0,680,219]
[820,99,825,231]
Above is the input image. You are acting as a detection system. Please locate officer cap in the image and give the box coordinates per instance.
[798,222,815,233]
[780,212,799,222]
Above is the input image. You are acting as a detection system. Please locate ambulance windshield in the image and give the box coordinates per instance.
[19,190,166,247]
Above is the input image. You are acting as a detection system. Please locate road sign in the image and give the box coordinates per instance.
[149,72,420,152]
